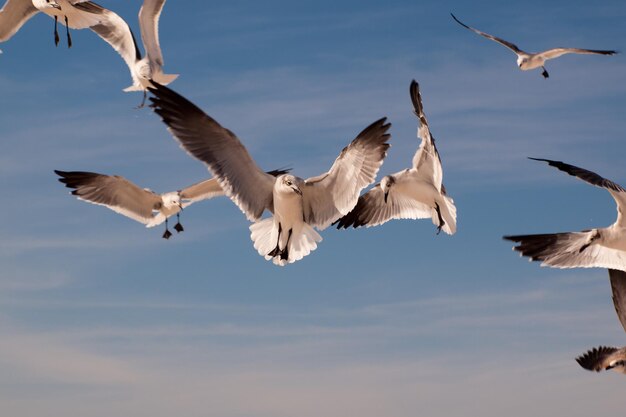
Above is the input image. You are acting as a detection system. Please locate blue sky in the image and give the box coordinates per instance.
[1,0,626,415]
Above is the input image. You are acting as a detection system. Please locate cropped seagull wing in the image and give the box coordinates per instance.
[450,13,522,54]
[0,0,38,42]
[529,158,626,226]
[55,170,161,225]
[139,0,165,70]
[609,269,626,333]
[302,118,391,229]
[410,80,444,192]
[334,180,432,229]
[148,82,276,221]
[576,346,619,372]
[77,2,141,80]
[503,231,626,270]
[539,47,617,61]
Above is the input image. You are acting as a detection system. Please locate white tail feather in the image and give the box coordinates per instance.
[249,219,322,266]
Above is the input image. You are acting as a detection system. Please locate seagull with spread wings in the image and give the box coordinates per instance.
[55,169,289,239]
[148,82,391,265]
[451,13,617,78]
[576,269,626,374]
[334,80,456,235]
[504,158,626,271]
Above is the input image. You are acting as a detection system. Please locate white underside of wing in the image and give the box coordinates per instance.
[539,238,626,271]
[367,189,433,228]
[76,196,156,226]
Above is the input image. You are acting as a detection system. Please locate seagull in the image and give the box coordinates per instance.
[334,80,456,235]
[450,13,617,78]
[576,269,626,374]
[148,82,391,265]
[55,169,289,239]
[504,158,626,271]
[0,0,177,95]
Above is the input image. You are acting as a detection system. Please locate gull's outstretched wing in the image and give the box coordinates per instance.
[528,158,626,226]
[451,13,523,55]
[410,80,444,192]
[503,231,626,271]
[302,118,391,229]
[334,179,432,229]
[55,170,161,225]
[576,346,620,372]
[75,2,141,84]
[139,0,165,69]
[609,269,626,333]
[148,82,277,221]
[0,0,38,42]
[539,47,617,61]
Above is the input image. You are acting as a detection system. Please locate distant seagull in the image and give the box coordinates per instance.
[576,269,626,374]
[450,13,617,78]
[55,169,289,239]
[148,82,391,265]
[334,80,456,235]
[504,158,626,271]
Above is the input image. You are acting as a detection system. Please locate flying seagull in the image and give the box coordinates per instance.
[148,82,391,265]
[504,158,626,271]
[55,169,289,239]
[576,269,626,374]
[0,0,177,95]
[450,13,617,78]
[334,80,456,235]
[126,0,179,105]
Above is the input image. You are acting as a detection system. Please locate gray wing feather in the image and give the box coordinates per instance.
[139,0,165,69]
[410,80,444,193]
[0,0,38,42]
[55,170,161,224]
[148,82,276,221]
[80,2,141,81]
[451,13,523,54]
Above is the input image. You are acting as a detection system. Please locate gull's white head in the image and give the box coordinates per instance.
[276,174,302,196]
[32,0,61,10]
[161,192,182,209]
[380,175,395,203]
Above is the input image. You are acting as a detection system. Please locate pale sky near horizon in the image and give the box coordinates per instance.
[1,1,626,416]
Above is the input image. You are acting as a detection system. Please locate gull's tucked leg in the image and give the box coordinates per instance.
[280,229,293,261]
[136,91,148,109]
[162,218,172,239]
[268,223,282,257]
[435,202,445,235]
[64,16,72,48]
[174,213,184,233]
[54,16,60,46]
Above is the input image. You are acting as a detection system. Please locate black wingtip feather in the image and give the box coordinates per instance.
[576,346,618,372]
